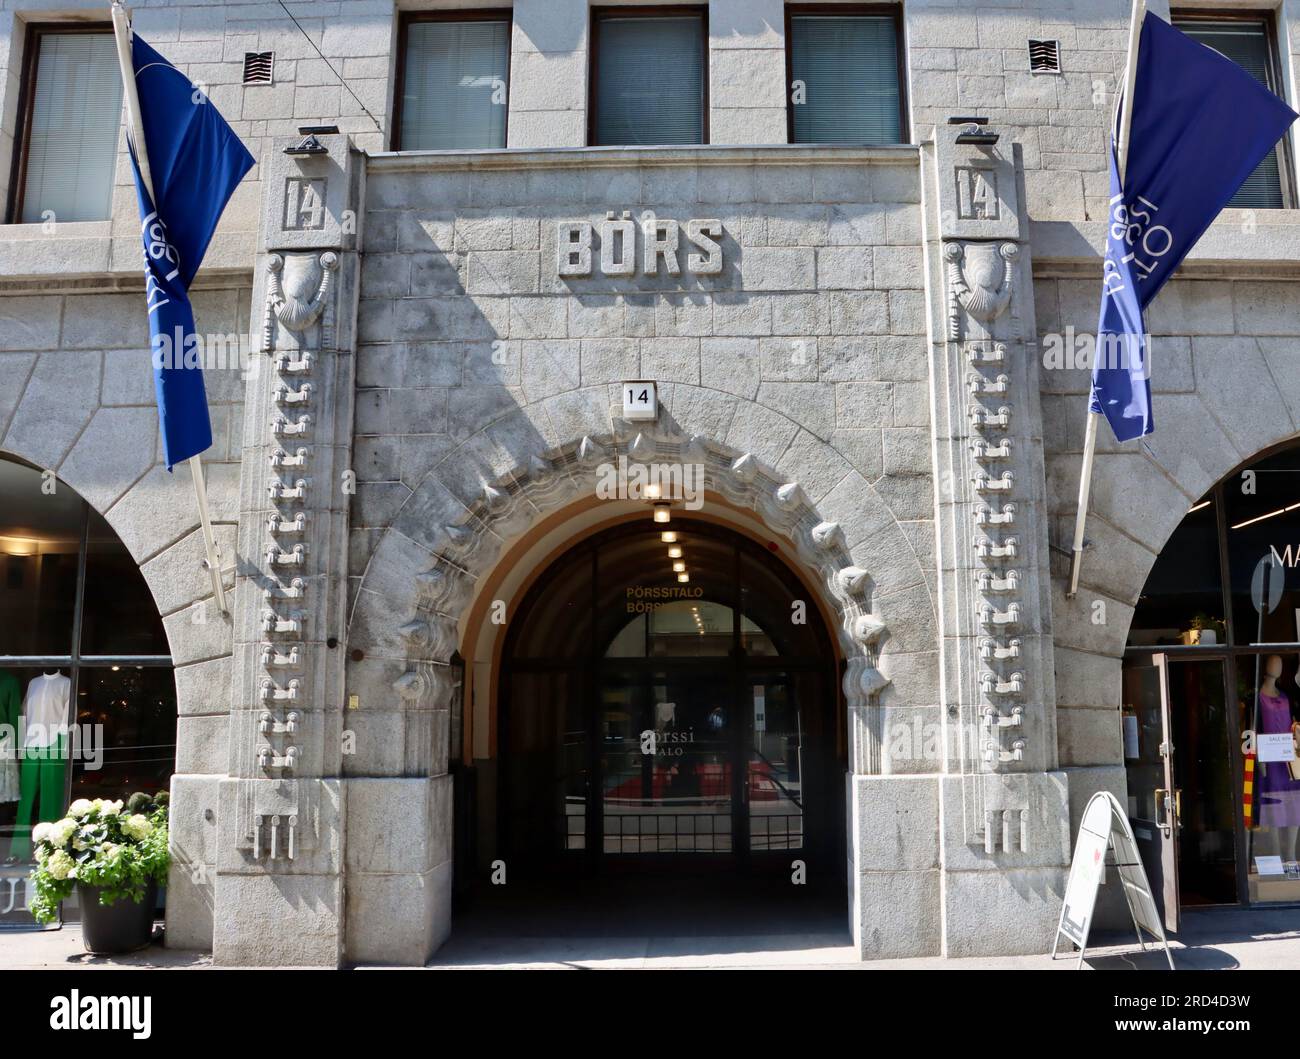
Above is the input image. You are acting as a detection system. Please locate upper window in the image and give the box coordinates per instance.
[787,6,905,145]
[395,12,512,151]
[590,7,707,146]
[1172,12,1291,209]
[9,26,123,224]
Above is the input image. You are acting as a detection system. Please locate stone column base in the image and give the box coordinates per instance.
[849,770,1071,959]
[848,773,942,958]
[342,775,453,965]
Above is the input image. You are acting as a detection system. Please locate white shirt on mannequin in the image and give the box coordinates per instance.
[22,672,71,749]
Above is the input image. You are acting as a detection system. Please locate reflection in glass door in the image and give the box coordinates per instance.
[1123,654,1238,930]
[600,670,733,854]
[499,519,841,875]
[1122,655,1180,932]
[1168,658,1237,906]
[501,671,587,862]
[746,672,810,852]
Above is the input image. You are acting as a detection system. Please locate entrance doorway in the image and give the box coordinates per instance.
[497,518,843,881]
[1122,655,1239,932]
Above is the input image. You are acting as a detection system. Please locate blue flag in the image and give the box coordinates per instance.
[128,32,255,469]
[1093,12,1297,442]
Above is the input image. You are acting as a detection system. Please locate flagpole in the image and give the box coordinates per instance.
[1066,0,1146,599]
[111,0,229,617]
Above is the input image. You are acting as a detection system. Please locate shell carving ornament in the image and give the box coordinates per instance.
[263,251,339,349]
[945,241,1017,340]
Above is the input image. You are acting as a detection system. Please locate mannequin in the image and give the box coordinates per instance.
[8,671,71,861]
[0,669,20,809]
[1255,654,1300,865]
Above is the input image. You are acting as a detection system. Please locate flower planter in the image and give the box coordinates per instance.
[77,880,158,955]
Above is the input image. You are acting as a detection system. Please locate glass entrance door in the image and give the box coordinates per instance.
[1123,653,1239,930]
[1123,654,1181,932]
[498,518,842,876]
[600,668,734,855]
[745,670,812,853]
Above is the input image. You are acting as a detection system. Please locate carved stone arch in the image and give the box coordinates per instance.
[345,420,930,775]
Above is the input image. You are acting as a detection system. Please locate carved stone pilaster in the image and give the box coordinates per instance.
[925,122,1067,880]
[212,133,361,967]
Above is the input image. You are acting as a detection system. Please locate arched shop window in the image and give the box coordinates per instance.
[0,455,176,923]
[1126,441,1300,917]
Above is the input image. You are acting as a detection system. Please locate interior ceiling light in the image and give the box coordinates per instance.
[1188,500,1211,513]
[0,533,39,556]
[673,561,686,572]
[668,545,682,558]
[653,502,671,524]
[660,531,677,543]
[1231,502,1300,530]
[677,573,689,583]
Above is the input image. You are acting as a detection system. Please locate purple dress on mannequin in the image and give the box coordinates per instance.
[1258,692,1300,828]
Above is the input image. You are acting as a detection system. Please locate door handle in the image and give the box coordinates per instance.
[1154,787,1173,835]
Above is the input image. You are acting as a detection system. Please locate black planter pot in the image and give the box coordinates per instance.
[77,880,158,955]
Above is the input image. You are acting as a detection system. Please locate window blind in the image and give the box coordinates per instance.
[593,15,705,146]
[400,19,510,150]
[1174,18,1286,209]
[789,14,903,145]
[20,32,123,224]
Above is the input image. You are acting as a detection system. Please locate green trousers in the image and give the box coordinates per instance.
[9,737,67,861]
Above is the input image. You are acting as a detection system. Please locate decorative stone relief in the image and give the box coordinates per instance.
[944,242,1017,340]
[263,252,338,352]
[930,123,1060,860]
[223,138,358,876]
[354,428,896,776]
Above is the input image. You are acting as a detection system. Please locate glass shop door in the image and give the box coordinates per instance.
[1123,652,1240,930]
[1122,653,1181,933]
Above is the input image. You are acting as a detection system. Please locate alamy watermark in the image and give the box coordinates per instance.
[1040,327,1152,379]
[0,722,104,770]
[151,327,259,379]
[594,456,705,510]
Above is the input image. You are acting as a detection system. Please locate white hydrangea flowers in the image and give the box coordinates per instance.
[121,814,152,842]
[66,798,123,819]
[45,850,75,880]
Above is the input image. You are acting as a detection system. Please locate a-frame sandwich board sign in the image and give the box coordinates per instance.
[1052,791,1175,969]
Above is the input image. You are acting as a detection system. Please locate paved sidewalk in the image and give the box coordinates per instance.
[0,906,1295,970]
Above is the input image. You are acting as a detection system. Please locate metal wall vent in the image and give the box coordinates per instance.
[1028,39,1061,74]
[243,52,274,84]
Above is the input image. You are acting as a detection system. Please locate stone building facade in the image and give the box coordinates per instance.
[1,0,1298,965]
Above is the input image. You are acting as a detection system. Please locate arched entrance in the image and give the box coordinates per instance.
[345,427,899,958]
[497,517,843,878]
[1122,439,1300,929]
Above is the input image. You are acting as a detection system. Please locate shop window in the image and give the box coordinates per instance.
[1238,652,1300,899]
[786,6,905,145]
[1126,440,1300,911]
[590,8,707,146]
[1171,12,1292,209]
[1129,495,1225,647]
[8,26,123,224]
[394,11,512,151]
[1223,444,1300,645]
[0,456,175,927]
